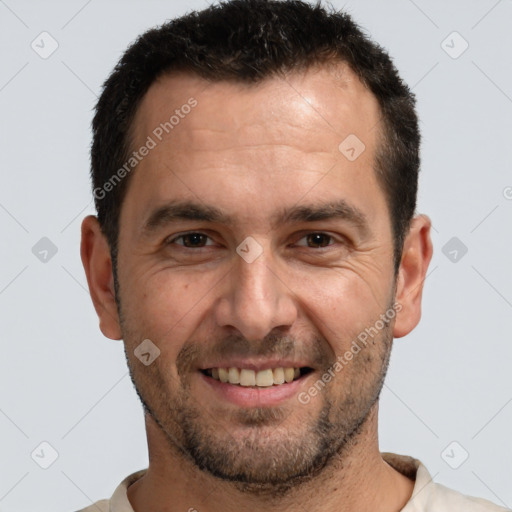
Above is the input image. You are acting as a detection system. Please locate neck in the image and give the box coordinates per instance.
[127,402,414,512]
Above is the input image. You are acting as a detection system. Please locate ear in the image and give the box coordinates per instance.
[393,214,433,338]
[80,215,122,340]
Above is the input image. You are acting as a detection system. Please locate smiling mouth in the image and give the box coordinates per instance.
[201,367,313,387]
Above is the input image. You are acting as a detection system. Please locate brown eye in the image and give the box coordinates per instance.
[168,233,213,248]
[296,233,335,248]
[308,233,332,248]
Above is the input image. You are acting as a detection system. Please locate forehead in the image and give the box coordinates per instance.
[133,63,380,153]
[122,63,386,238]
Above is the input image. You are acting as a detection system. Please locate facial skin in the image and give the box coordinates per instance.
[81,63,432,512]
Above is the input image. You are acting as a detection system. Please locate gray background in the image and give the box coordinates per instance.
[1,0,511,510]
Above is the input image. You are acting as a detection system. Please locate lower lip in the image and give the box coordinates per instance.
[199,372,309,407]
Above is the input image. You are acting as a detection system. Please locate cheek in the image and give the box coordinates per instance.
[292,266,394,363]
[124,268,196,321]
[298,265,388,317]
[121,271,214,357]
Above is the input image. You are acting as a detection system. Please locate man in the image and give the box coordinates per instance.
[78,0,508,511]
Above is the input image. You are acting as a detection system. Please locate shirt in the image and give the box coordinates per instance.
[75,452,510,511]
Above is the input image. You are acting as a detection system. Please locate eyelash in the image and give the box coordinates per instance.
[166,231,341,250]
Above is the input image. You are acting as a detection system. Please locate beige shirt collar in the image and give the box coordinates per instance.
[98,452,507,512]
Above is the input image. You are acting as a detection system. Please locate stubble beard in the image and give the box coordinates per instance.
[118,298,394,497]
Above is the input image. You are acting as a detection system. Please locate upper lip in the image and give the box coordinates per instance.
[200,359,313,372]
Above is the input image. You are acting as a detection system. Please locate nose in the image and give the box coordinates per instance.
[213,245,298,342]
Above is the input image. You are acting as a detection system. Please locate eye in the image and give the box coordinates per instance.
[165,231,342,251]
[295,232,337,249]
[167,232,215,248]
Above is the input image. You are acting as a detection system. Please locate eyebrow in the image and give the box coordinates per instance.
[140,199,371,238]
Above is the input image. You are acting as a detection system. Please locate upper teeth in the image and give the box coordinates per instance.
[209,367,301,387]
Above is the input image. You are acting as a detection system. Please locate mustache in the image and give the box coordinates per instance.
[176,331,334,375]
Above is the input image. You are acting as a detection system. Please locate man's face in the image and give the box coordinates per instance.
[115,65,397,488]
